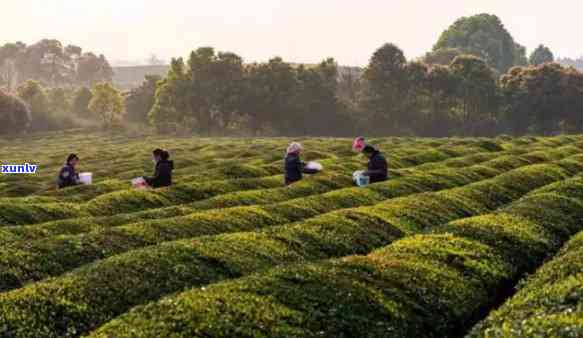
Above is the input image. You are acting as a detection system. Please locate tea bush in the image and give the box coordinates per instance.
[85,176,583,338]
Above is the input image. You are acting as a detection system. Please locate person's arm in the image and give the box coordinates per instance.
[144,165,160,187]
[72,170,80,185]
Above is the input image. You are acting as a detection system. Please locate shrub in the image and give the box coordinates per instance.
[0,90,30,134]
[87,175,583,338]
[1,154,580,337]
[468,230,583,337]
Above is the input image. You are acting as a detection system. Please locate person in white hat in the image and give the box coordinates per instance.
[284,142,305,185]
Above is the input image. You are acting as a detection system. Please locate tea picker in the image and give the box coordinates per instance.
[135,149,174,189]
[352,138,388,187]
[284,142,323,186]
[57,154,85,189]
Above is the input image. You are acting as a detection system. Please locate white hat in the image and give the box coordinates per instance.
[286,142,303,154]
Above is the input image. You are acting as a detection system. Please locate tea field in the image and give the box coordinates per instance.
[0,130,582,337]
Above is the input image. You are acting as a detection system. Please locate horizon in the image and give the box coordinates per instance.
[3,1,583,67]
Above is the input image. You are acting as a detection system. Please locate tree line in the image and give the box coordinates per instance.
[0,39,113,90]
[1,13,583,137]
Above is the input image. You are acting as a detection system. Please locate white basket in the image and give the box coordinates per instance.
[305,161,323,171]
[352,170,370,187]
[79,172,92,185]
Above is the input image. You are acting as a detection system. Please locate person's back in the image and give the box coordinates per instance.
[285,152,303,185]
[57,154,80,189]
[145,149,174,188]
[363,146,388,183]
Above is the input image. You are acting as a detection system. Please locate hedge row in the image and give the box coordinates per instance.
[0,148,540,292]
[467,201,583,336]
[85,175,583,338]
[0,139,509,228]
[0,142,579,242]
[0,158,495,291]
[43,138,423,202]
[1,146,581,289]
[80,142,503,217]
[0,159,581,337]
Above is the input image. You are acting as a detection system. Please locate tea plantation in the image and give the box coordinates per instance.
[0,131,581,337]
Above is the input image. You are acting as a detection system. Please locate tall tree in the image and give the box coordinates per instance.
[46,87,71,114]
[529,44,555,66]
[499,63,568,135]
[0,89,30,134]
[149,58,191,132]
[125,75,161,123]
[16,80,49,115]
[77,53,114,86]
[89,83,124,128]
[0,42,26,89]
[293,58,340,135]
[185,48,246,134]
[71,87,93,118]
[433,14,526,73]
[423,65,458,136]
[363,43,409,134]
[449,55,499,134]
[242,57,297,135]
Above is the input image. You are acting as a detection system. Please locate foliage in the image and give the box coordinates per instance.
[529,44,555,66]
[0,89,30,133]
[500,63,583,135]
[1,131,583,337]
[124,75,160,123]
[433,13,526,73]
[89,82,124,128]
[71,87,93,118]
[0,39,112,88]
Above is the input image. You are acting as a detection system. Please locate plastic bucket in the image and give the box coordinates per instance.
[79,172,92,185]
[352,170,370,187]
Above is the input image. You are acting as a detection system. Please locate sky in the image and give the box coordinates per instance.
[2,0,582,66]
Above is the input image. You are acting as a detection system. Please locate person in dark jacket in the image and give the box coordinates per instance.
[57,154,80,189]
[284,142,305,186]
[284,142,319,186]
[144,149,174,188]
[362,145,388,183]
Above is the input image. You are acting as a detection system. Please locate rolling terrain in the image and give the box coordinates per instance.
[0,131,581,337]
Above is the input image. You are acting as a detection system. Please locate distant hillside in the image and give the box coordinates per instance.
[112,65,169,90]
[113,64,363,90]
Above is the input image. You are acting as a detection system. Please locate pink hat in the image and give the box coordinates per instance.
[352,137,366,152]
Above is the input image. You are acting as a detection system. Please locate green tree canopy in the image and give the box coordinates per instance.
[433,13,526,73]
[0,89,30,134]
[16,80,48,114]
[71,87,93,118]
[125,75,161,123]
[449,55,498,132]
[89,82,124,128]
[423,48,468,66]
[529,44,555,66]
[46,87,71,114]
[363,43,409,133]
[148,58,191,132]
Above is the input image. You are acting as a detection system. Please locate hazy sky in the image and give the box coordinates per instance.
[3,1,582,66]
